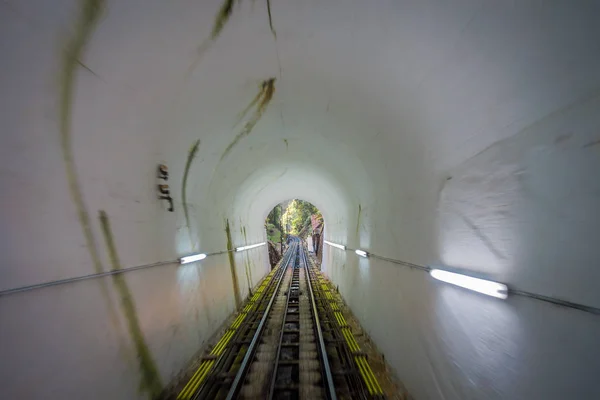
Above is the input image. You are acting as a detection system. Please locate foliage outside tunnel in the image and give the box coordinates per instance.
[265,200,323,266]
[266,199,321,239]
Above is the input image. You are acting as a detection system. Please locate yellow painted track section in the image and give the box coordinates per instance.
[177,268,278,400]
[310,259,385,397]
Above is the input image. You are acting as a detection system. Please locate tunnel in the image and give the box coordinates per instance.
[2,0,600,399]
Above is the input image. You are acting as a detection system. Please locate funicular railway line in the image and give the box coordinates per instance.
[174,238,385,400]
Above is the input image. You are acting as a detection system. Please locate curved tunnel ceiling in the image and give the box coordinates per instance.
[2,1,600,398]
[2,0,600,300]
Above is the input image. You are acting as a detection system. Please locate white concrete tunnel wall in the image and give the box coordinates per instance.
[1,1,600,399]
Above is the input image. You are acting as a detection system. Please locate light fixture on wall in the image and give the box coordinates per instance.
[179,253,207,264]
[430,269,508,299]
[236,242,266,252]
[355,249,368,258]
[324,240,346,250]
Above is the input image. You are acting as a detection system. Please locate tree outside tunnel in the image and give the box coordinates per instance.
[265,199,323,267]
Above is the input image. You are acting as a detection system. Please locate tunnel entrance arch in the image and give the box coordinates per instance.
[265,199,323,267]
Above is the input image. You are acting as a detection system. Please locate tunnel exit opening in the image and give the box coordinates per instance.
[264,199,324,268]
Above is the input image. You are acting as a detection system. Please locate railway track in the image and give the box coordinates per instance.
[174,237,385,400]
[229,237,336,400]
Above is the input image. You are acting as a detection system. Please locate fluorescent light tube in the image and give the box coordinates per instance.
[180,253,207,264]
[430,269,508,299]
[324,240,346,250]
[355,249,368,258]
[236,242,266,252]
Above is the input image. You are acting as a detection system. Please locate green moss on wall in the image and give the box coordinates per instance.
[225,219,242,308]
[212,0,235,40]
[99,211,163,398]
[59,1,138,369]
[60,0,104,274]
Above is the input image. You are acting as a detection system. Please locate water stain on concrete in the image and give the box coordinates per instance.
[244,257,252,296]
[221,78,276,161]
[99,211,163,398]
[356,204,362,235]
[456,210,507,261]
[234,89,264,127]
[76,60,103,80]
[184,0,235,82]
[266,0,276,38]
[554,133,573,145]
[59,0,134,366]
[182,139,201,248]
[241,226,254,295]
[212,0,235,40]
[225,219,242,308]
[583,138,600,148]
[60,0,104,275]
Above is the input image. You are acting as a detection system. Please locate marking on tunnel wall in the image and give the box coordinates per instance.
[221,78,276,161]
[158,163,169,180]
[99,211,163,398]
[225,219,242,308]
[182,140,201,247]
[157,164,174,212]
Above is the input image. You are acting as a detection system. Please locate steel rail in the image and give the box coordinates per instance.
[301,242,338,400]
[224,241,299,400]
[267,242,297,399]
[188,248,293,400]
